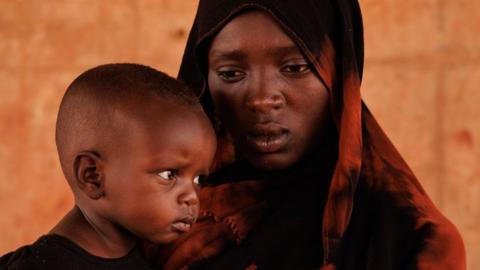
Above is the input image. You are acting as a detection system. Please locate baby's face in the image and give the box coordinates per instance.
[101,100,216,244]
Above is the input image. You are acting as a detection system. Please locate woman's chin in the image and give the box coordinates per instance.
[246,153,297,171]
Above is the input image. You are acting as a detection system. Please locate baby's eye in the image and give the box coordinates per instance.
[193,176,200,185]
[193,175,207,186]
[157,170,176,181]
[217,68,245,82]
[281,63,311,74]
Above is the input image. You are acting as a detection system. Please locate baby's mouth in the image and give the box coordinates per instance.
[171,216,195,233]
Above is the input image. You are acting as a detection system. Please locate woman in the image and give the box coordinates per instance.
[155,0,466,269]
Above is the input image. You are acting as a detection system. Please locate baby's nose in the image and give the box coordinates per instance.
[178,180,199,207]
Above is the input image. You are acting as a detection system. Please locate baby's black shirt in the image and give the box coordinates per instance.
[0,234,154,270]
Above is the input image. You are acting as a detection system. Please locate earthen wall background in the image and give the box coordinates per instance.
[0,0,478,268]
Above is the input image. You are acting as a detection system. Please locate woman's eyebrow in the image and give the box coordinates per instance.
[209,49,245,61]
[270,45,302,57]
[209,45,301,61]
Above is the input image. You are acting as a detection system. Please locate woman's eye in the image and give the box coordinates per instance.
[281,63,311,74]
[157,170,176,181]
[217,69,245,82]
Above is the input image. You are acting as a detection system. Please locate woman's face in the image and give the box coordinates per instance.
[207,11,330,171]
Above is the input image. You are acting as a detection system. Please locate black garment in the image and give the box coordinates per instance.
[0,234,154,270]
[196,159,332,270]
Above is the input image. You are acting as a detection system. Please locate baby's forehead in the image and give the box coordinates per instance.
[107,100,214,154]
[108,97,208,137]
[111,95,201,123]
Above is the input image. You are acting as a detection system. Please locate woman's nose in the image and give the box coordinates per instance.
[246,96,285,113]
[245,75,285,113]
[178,179,199,207]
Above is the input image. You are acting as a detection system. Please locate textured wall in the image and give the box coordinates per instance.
[0,0,478,268]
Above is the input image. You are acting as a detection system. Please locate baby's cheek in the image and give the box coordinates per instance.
[150,198,178,222]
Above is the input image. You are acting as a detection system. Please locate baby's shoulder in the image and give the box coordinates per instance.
[0,240,42,270]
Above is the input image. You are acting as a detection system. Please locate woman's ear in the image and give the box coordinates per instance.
[73,151,104,200]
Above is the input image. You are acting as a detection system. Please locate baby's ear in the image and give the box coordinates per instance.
[73,151,104,200]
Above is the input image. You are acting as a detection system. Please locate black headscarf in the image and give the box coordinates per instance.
[178,0,364,261]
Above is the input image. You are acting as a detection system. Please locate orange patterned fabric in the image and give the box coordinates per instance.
[153,0,466,269]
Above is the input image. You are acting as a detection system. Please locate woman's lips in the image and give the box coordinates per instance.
[246,123,290,153]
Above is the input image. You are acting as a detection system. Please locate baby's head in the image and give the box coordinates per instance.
[55,63,216,244]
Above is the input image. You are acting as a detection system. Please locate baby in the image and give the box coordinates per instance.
[0,63,216,270]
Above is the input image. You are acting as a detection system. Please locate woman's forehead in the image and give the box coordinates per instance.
[208,11,300,56]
